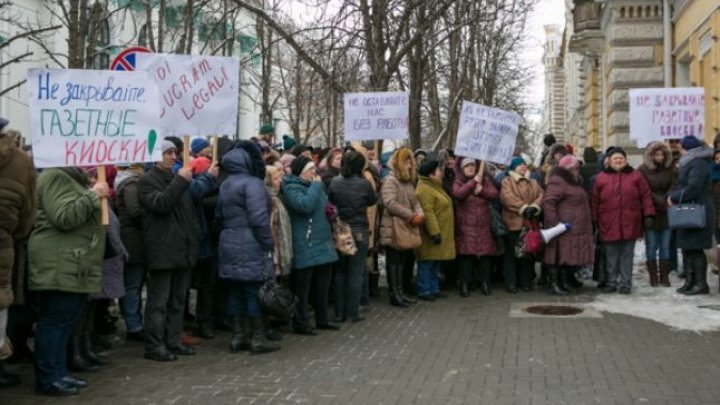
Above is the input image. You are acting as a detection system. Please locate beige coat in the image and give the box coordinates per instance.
[500,171,544,231]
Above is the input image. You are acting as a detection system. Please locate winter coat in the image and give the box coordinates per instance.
[415,176,456,261]
[217,148,274,281]
[321,166,340,191]
[452,160,499,256]
[500,171,544,232]
[379,148,423,248]
[92,209,128,299]
[268,186,293,276]
[591,165,655,242]
[0,136,36,308]
[580,147,599,192]
[138,166,200,271]
[638,142,675,230]
[191,173,217,260]
[669,145,715,250]
[28,168,106,293]
[282,175,338,270]
[328,175,378,231]
[542,167,594,266]
[115,169,145,265]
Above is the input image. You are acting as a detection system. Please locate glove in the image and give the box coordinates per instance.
[431,234,442,245]
[409,213,424,226]
[643,216,654,229]
[562,222,572,231]
[523,206,538,218]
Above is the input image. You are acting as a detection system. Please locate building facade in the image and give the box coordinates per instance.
[542,24,567,142]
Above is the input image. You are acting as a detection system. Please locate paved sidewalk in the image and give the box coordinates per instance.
[4,287,720,404]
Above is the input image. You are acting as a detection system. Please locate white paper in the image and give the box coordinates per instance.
[454,101,519,165]
[343,92,409,141]
[629,87,705,146]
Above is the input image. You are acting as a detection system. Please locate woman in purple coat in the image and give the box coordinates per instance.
[452,158,499,296]
[542,155,594,295]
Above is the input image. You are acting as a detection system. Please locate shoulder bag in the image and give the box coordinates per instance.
[668,190,705,229]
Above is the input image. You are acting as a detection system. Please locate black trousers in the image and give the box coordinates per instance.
[503,231,535,288]
[145,267,191,351]
[291,264,332,329]
[192,256,216,327]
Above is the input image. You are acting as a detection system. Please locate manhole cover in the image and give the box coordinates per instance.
[523,305,584,316]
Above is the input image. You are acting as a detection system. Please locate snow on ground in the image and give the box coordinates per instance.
[587,242,720,333]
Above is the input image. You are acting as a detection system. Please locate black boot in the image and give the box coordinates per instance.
[0,360,21,388]
[264,318,282,342]
[68,336,99,372]
[537,265,548,287]
[388,264,408,307]
[547,267,568,296]
[684,253,709,295]
[250,317,280,354]
[81,333,109,366]
[676,254,696,293]
[555,267,571,293]
[459,264,470,297]
[565,267,584,289]
[229,316,250,352]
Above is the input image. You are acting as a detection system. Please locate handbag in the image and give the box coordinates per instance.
[514,219,543,258]
[668,190,706,229]
[258,253,297,318]
[391,216,422,250]
[332,217,358,255]
[489,202,507,237]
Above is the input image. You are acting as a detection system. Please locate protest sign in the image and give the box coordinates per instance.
[629,87,705,146]
[136,53,239,137]
[344,92,409,141]
[454,101,519,165]
[27,68,161,168]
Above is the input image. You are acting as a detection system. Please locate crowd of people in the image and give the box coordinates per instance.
[1,116,718,396]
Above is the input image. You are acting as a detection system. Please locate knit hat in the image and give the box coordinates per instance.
[191,138,210,155]
[0,117,8,133]
[414,148,427,159]
[279,153,296,170]
[507,156,526,172]
[290,155,314,176]
[681,135,701,151]
[190,156,211,174]
[159,140,176,155]
[282,135,296,151]
[291,144,313,157]
[460,157,475,169]
[164,136,183,153]
[418,159,440,176]
[259,124,275,135]
[558,155,579,170]
[543,133,556,147]
[606,146,627,159]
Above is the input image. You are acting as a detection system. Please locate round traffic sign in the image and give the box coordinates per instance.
[110,46,151,71]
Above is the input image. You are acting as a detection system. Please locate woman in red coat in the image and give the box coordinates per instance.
[543,155,594,295]
[452,158,499,297]
[591,147,655,294]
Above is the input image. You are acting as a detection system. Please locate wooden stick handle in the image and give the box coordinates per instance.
[183,135,191,168]
[97,166,109,226]
[477,160,486,179]
[212,136,218,166]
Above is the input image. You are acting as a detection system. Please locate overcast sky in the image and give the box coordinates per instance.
[525,0,566,112]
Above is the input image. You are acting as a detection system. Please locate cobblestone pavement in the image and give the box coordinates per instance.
[4,288,720,405]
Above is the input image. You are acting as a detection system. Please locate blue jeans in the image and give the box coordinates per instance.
[334,231,369,320]
[34,291,87,390]
[416,260,441,297]
[120,263,146,333]
[645,229,671,261]
[226,281,264,318]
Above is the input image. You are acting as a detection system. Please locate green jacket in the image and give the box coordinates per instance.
[415,176,455,261]
[28,168,105,294]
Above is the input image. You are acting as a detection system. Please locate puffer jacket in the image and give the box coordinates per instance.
[0,136,36,308]
[138,166,200,271]
[379,148,423,248]
[638,141,674,230]
[217,148,274,281]
[591,165,655,242]
[452,159,498,256]
[670,144,715,250]
[328,175,377,231]
[415,176,455,261]
[282,174,338,270]
[28,168,105,293]
[115,168,145,265]
[500,171,544,231]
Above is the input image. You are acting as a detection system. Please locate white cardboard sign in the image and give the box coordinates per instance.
[343,92,409,141]
[629,87,705,146]
[454,101,519,165]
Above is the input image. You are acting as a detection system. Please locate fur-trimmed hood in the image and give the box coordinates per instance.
[543,143,568,166]
[389,147,416,183]
[678,143,713,169]
[643,141,672,170]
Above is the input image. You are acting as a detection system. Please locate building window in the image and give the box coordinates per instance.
[676,56,691,87]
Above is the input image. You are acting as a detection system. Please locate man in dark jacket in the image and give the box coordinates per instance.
[138,140,215,361]
[0,120,36,388]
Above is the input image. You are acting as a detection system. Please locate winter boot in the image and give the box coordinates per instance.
[0,360,21,388]
[676,255,696,294]
[229,316,251,352]
[68,336,99,372]
[646,260,659,287]
[249,317,280,354]
[459,265,470,297]
[658,259,671,287]
[547,267,568,296]
[537,265,548,287]
[565,267,584,289]
[556,267,571,293]
[264,318,282,342]
[389,264,408,307]
[81,333,108,365]
[684,254,710,295]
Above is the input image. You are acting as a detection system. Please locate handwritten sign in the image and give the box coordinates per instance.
[27,69,161,168]
[454,101,519,165]
[136,53,239,137]
[630,87,705,146]
[344,92,409,141]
